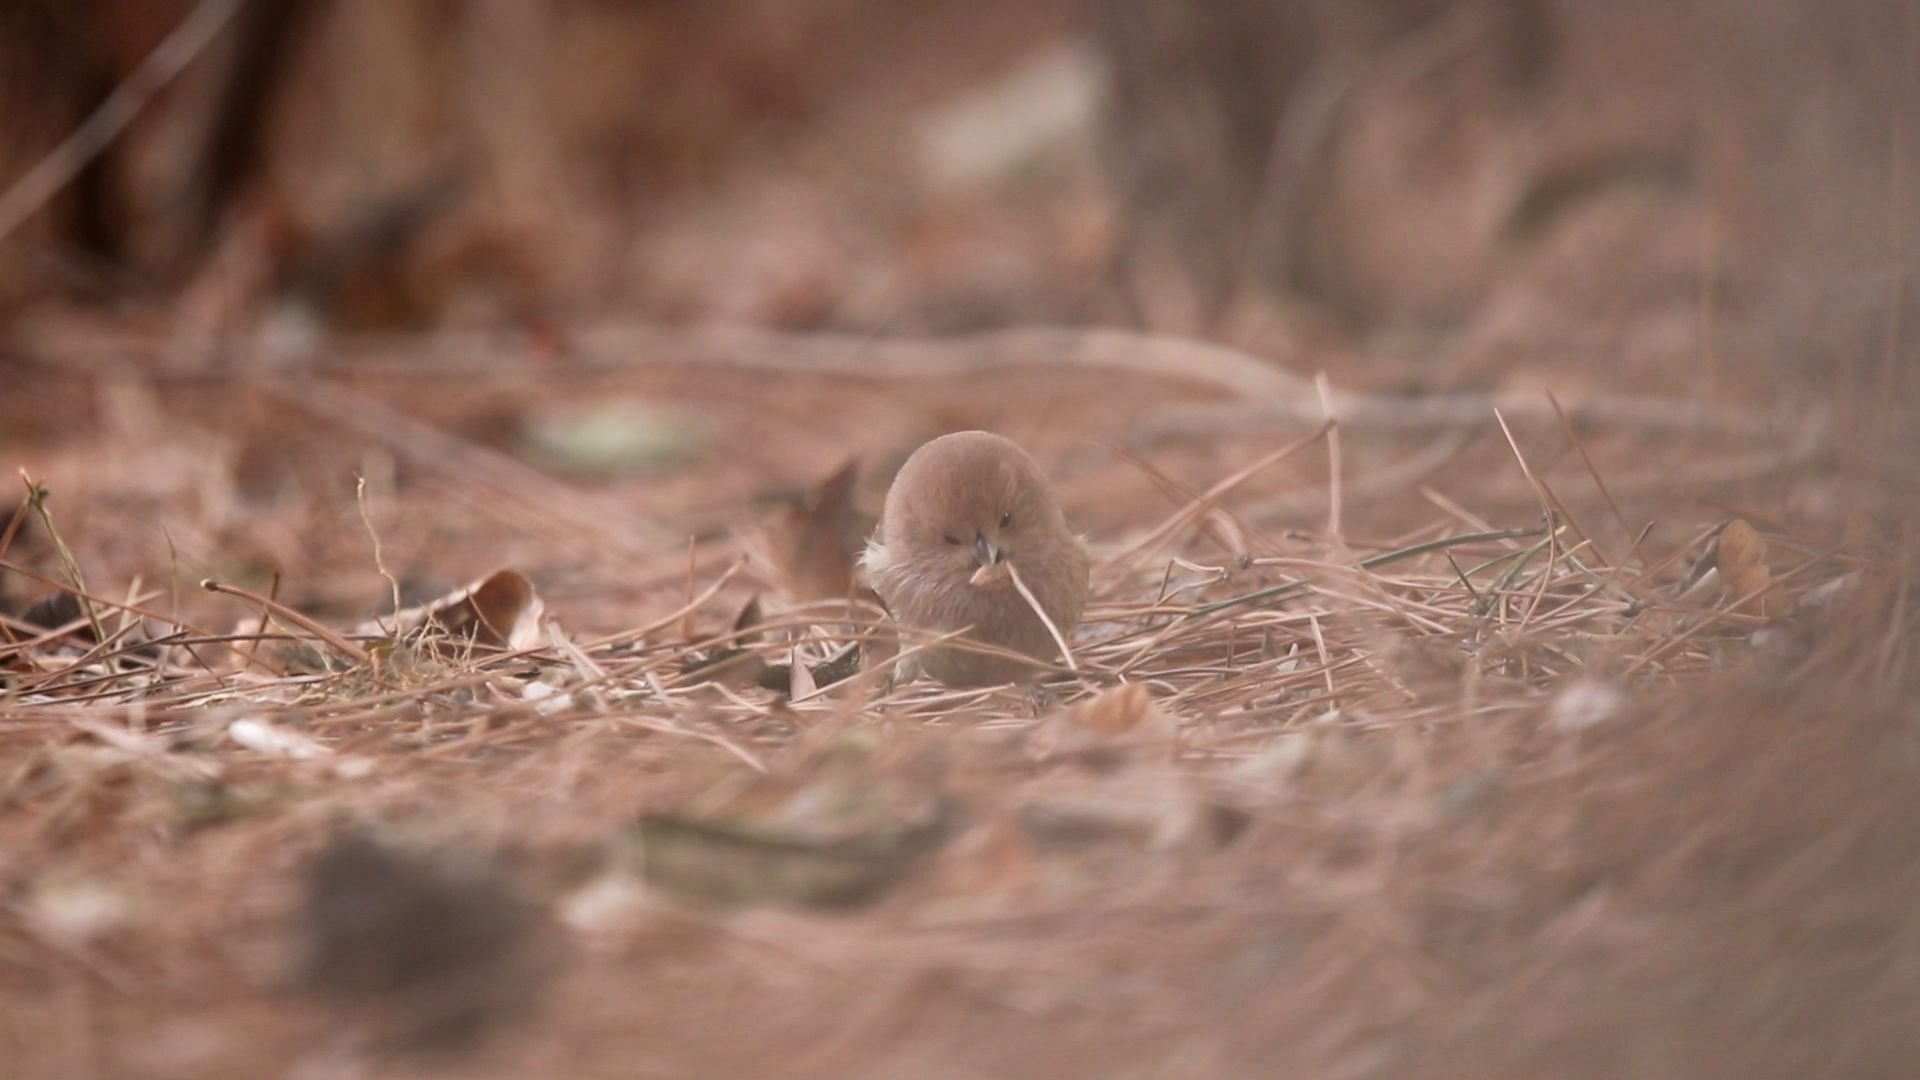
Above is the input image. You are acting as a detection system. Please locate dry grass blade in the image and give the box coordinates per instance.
[200,578,370,666]
[1102,424,1328,570]
[1006,561,1079,675]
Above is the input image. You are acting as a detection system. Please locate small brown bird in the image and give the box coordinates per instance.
[863,431,1090,686]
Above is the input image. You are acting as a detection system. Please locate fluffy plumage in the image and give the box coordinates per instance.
[862,431,1090,686]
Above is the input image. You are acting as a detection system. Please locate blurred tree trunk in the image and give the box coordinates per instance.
[1093,0,1552,332]
[1091,0,1915,361]
[0,0,322,314]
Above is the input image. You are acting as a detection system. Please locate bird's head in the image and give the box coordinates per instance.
[880,431,1068,588]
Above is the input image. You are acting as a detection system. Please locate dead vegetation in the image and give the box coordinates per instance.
[2,1,1918,1078]
[2,334,1910,1077]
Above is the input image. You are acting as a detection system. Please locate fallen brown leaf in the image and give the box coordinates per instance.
[1066,681,1177,740]
[1714,518,1786,617]
[1031,681,1179,763]
[758,459,864,603]
[370,568,546,654]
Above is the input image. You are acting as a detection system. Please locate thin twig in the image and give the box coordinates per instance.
[1316,372,1342,540]
[1102,424,1327,569]
[200,578,370,666]
[1006,562,1079,674]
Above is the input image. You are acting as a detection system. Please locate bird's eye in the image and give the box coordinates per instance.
[942,533,963,546]
[998,512,1012,528]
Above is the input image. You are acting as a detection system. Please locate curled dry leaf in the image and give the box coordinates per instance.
[369,569,545,653]
[1714,519,1786,617]
[756,460,867,603]
[1032,681,1178,762]
[1070,681,1172,738]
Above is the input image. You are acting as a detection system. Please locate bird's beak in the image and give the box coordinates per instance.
[972,533,1004,569]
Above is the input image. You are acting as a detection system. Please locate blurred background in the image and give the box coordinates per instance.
[3,3,1919,1077]
[4,0,1913,377]
[5,0,1914,616]
[7,0,1912,588]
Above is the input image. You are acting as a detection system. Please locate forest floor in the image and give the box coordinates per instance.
[2,3,1917,1077]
